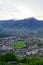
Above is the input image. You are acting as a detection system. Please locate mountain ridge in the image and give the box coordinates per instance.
[0,17,43,37]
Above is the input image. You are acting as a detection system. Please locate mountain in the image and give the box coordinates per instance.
[0,17,43,37]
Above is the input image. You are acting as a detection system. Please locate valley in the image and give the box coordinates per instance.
[0,17,43,65]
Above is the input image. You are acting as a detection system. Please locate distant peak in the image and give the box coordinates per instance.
[28,17,37,20]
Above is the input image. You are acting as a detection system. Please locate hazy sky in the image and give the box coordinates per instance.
[0,0,43,20]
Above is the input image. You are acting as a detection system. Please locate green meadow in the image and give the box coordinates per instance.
[13,41,25,49]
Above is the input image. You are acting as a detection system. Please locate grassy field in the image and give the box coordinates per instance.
[13,40,25,49]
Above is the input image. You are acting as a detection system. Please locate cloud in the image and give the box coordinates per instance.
[0,0,43,20]
[0,0,19,12]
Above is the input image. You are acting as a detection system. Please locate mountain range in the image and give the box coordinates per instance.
[0,17,43,37]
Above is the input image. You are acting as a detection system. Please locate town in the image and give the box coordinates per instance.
[0,34,43,58]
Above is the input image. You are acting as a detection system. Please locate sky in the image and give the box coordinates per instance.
[0,0,43,20]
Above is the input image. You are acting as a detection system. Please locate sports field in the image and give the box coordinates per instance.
[13,40,25,49]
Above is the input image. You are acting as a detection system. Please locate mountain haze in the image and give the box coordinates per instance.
[0,17,43,37]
